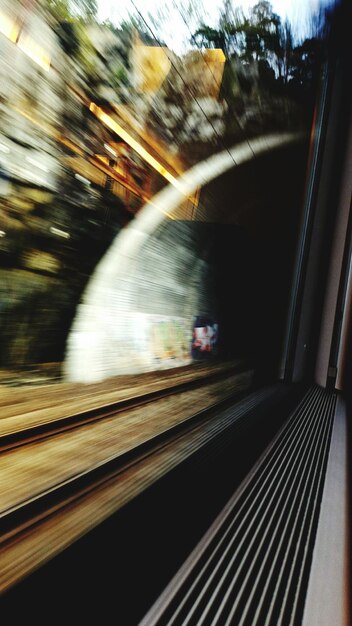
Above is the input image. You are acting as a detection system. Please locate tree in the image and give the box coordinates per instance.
[289,37,324,96]
[241,2,282,65]
[279,19,294,85]
[192,25,226,52]
[192,1,246,58]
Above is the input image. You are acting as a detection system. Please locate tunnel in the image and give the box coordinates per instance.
[64,132,307,384]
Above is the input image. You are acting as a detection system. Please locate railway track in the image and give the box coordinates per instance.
[1,364,262,594]
[0,362,249,452]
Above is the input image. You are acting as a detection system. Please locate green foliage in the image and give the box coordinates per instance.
[47,0,97,58]
[47,0,97,21]
[47,0,72,21]
[113,67,129,87]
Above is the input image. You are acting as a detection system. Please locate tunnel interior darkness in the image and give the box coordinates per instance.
[189,139,310,384]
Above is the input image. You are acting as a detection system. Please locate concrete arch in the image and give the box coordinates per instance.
[63,132,303,382]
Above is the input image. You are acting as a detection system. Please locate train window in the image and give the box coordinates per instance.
[1,2,349,623]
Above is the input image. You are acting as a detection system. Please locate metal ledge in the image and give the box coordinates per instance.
[302,394,350,626]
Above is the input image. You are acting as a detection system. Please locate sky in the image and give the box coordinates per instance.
[96,0,331,52]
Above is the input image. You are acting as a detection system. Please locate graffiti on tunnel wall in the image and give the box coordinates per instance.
[127,313,219,371]
[131,313,192,368]
[150,317,191,363]
[191,317,219,359]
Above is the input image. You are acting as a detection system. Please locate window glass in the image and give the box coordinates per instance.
[0,0,334,385]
